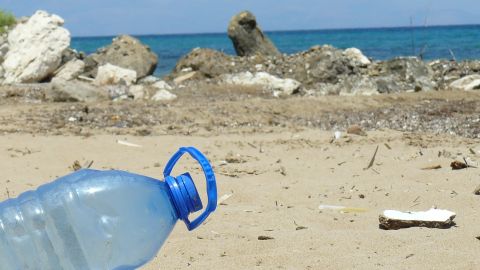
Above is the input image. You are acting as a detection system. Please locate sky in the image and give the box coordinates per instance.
[2,0,480,37]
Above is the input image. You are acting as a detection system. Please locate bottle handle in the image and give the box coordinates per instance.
[164,147,217,231]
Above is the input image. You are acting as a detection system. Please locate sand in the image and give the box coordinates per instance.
[1,129,479,269]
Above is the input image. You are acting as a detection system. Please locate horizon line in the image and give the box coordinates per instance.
[71,22,480,39]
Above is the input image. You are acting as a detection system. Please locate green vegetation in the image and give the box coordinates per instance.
[0,9,15,34]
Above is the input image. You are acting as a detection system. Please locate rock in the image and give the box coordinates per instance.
[172,48,236,79]
[430,60,480,89]
[0,66,4,83]
[0,35,8,63]
[290,45,362,85]
[106,84,130,100]
[137,75,160,85]
[227,11,280,57]
[47,80,107,102]
[222,71,301,97]
[347,125,367,136]
[449,75,480,91]
[60,48,82,65]
[170,44,369,89]
[2,10,70,84]
[151,89,177,101]
[94,63,137,86]
[379,208,456,230]
[152,80,172,90]
[315,75,378,96]
[52,59,85,81]
[344,48,371,67]
[128,85,148,100]
[83,35,157,79]
[370,57,436,92]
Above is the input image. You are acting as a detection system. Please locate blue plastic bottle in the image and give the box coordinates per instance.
[0,147,217,270]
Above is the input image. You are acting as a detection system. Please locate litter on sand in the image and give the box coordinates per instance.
[379,208,456,230]
[116,140,143,148]
[319,204,368,213]
[218,193,233,205]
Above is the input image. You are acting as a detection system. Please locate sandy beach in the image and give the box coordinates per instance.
[2,7,480,269]
[1,91,480,269]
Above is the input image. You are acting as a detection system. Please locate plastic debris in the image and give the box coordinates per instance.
[319,204,368,213]
[116,140,142,148]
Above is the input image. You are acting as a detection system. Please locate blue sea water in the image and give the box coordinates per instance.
[71,25,480,77]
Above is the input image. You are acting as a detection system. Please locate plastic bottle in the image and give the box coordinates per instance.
[0,147,217,270]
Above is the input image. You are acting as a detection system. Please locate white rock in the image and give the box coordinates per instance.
[152,80,172,91]
[137,75,160,85]
[53,59,85,81]
[449,75,480,91]
[94,63,137,86]
[0,42,8,62]
[151,89,177,101]
[2,10,70,84]
[223,71,301,97]
[344,48,371,66]
[128,85,147,100]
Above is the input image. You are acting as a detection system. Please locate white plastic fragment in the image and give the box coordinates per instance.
[116,140,142,148]
[319,204,368,213]
[218,193,233,205]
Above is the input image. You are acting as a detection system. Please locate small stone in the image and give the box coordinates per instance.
[347,125,367,136]
[257,235,274,240]
[450,160,468,170]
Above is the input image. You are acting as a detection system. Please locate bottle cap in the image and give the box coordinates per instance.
[164,147,217,231]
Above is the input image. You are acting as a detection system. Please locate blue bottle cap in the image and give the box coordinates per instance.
[164,147,217,231]
[166,173,202,219]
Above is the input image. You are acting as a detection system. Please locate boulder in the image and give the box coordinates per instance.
[343,48,371,67]
[172,48,237,79]
[449,75,480,91]
[369,57,436,92]
[94,63,137,86]
[47,80,107,102]
[170,45,368,89]
[52,59,85,81]
[84,35,157,79]
[222,71,301,97]
[288,45,362,85]
[151,89,177,101]
[315,75,378,96]
[227,11,280,57]
[2,10,70,84]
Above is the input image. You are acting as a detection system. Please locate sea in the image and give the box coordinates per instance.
[71,24,480,77]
